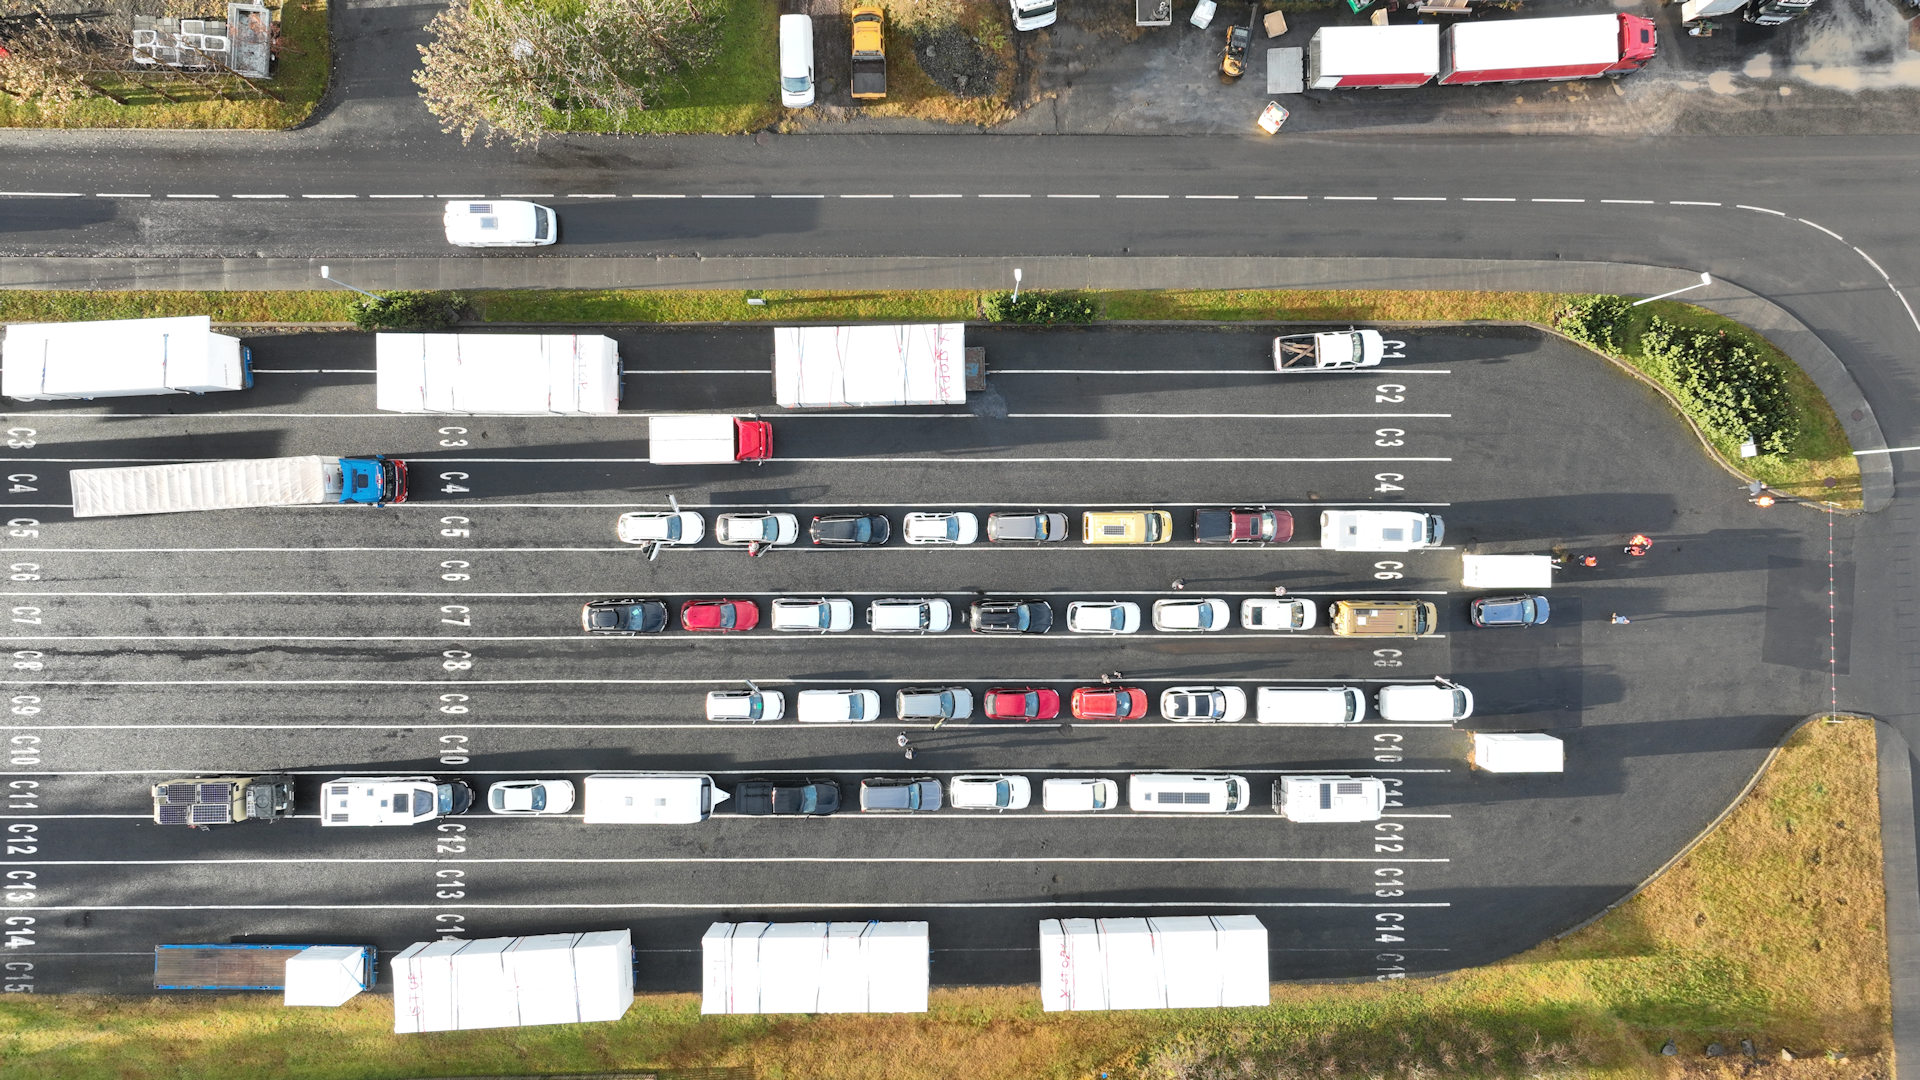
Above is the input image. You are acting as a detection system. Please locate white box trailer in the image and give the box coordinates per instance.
[773,323,966,408]
[581,772,728,824]
[1461,553,1554,589]
[69,455,406,518]
[701,921,929,1014]
[3,316,249,401]
[391,930,633,1034]
[1471,732,1565,773]
[1038,916,1269,1012]
[1308,25,1441,89]
[374,332,621,415]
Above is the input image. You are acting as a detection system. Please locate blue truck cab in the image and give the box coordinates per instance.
[339,456,408,506]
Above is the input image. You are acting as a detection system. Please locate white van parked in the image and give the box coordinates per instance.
[321,776,473,826]
[581,773,727,824]
[1042,777,1118,812]
[1376,680,1474,723]
[1127,773,1253,814]
[1272,775,1386,822]
[1254,686,1366,725]
[1319,509,1443,551]
[778,14,815,108]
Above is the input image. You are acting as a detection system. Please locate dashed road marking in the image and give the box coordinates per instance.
[1736,204,1786,216]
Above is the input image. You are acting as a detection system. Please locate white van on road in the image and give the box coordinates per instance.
[1254,686,1366,725]
[1376,680,1474,723]
[581,773,728,824]
[1320,509,1443,551]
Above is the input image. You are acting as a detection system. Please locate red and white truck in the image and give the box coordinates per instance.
[1439,13,1656,85]
[1307,25,1439,89]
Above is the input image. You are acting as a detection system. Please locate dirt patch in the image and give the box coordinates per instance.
[913,23,1003,96]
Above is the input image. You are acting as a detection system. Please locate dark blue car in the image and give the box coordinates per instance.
[1470,594,1550,628]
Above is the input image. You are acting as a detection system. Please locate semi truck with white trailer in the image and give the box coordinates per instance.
[374,332,622,415]
[773,323,967,409]
[648,415,773,464]
[151,775,294,826]
[1439,14,1656,85]
[69,455,407,518]
[3,316,251,401]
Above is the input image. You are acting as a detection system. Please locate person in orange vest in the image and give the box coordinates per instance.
[1625,534,1652,557]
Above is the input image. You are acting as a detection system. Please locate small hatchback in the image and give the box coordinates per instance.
[1067,600,1141,635]
[1160,686,1248,723]
[1071,685,1148,721]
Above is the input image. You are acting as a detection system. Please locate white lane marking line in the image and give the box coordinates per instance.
[2,676,1460,688]
[631,193,686,198]
[1254,195,1311,201]
[698,194,752,199]
[840,193,894,199]
[1888,284,1920,337]
[1392,197,1446,202]
[1185,194,1239,200]
[1006,412,1451,419]
[242,368,373,373]
[15,855,1451,866]
[1460,197,1516,202]
[436,193,487,198]
[573,193,620,199]
[976,193,1032,199]
[1601,198,1655,205]
[771,194,824,199]
[909,193,963,199]
[1854,247,1891,280]
[1671,200,1720,206]
[996,368,1452,375]
[1532,198,1584,203]
[1117,194,1171,200]
[230,194,288,200]
[1381,813,1452,819]
[301,194,358,199]
[1856,444,1920,456]
[1797,218,1845,242]
[1736,204,1785,216]
[1324,196,1378,201]
[165,194,219,199]
[3,632,1449,642]
[95,193,151,198]
[498,194,554,198]
[368,194,426,199]
[1047,194,1100,199]
[7,901,1450,911]
[0,191,82,197]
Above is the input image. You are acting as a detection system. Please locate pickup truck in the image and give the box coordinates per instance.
[1272,329,1384,371]
[851,5,886,100]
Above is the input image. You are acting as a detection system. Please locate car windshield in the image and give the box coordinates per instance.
[424,788,444,816]
[1144,515,1164,542]
[1021,692,1039,713]
[1107,607,1125,630]
[782,75,810,93]
[526,786,547,811]
[993,781,1011,803]
[1013,606,1032,630]
[853,518,874,542]
[625,606,652,631]
[718,605,736,629]
[663,519,681,541]
[1198,606,1215,628]
[848,695,867,720]
[1350,333,1365,363]
[799,787,819,813]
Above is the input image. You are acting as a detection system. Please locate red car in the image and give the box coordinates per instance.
[1070,686,1148,721]
[679,599,760,632]
[984,687,1061,722]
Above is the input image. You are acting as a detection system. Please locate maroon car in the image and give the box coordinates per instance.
[1194,507,1293,544]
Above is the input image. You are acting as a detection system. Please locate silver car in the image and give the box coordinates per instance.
[716,512,801,548]
[771,597,855,633]
[986,510,1070,543]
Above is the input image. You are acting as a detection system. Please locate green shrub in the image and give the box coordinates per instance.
[981,290,1098,325]
[1642,317,1798,456]
[349,291,468,331]
[1554,294,1633,351]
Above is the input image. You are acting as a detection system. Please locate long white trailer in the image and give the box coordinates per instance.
[1039,916,1269,1012]
[773,323,966,408]
[375,332,621,415]
[3,316,249,401]
[701,921,929,1014]
[391,930,634,1033]
[69,455,404,518]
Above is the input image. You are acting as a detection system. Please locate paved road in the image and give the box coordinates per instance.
[0,324,1836,992]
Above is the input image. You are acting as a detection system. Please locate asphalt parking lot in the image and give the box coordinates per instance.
[0,324,1845,993]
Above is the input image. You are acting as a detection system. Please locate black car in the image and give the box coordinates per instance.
[969,599,1055,634]
[810,513,891,546]
[734,779,842,816]
[580,598,669,635]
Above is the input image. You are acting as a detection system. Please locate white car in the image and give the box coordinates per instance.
[950,774,1032,811]
[705,687,786,721]
[1319,509,1444,552]
[771,597,855,633]
[1041,777,1118,812]
[903,511,979,545]
[868,598,953,633]
[797,688,882,723]
[442,200,558,247]
[1067,600,1141,635]
[1242,598,1317,631]
[616,511,705,546]
[716,512,800,548]
[486,779,576,816]
[1152,598,1230,632]
[1160,686,1248,723]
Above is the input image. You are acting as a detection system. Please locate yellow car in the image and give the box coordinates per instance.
[1082,510,1173,545]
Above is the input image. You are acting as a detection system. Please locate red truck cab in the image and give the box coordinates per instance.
[1612,14,1657,73]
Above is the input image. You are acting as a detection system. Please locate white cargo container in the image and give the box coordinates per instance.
[391,930,633,1034]
[3,316,249,401]
[1471,732,1565,773]
[773,323,966,408]
[701,921,929,1014]
[374,332,621,415]
[69,455,405,518]
[1038,916,1269,1012]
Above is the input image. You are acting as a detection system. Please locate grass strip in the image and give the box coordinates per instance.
[0,0,331,130]
[1,720,1887,1080]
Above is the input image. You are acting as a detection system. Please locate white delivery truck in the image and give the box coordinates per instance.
[1461,554,1554,589]
[375,333,621,415]
[773,323,966,408]
[1319,509,1444,551]
[648,415,774,464]
[582,772,729,823]
[68,455,407,518]
[1470,733,1565,773]
[3,316,250,401]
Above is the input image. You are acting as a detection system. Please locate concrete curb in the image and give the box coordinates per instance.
[0,254,1891,511]
[1881,720,1920,1079]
